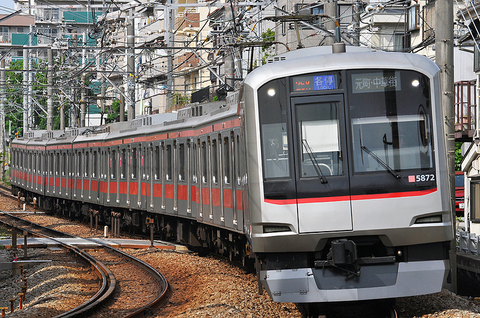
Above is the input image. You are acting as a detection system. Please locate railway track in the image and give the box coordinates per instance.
[0,212,169,318]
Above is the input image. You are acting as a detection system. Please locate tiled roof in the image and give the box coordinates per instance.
[0,14,34,26]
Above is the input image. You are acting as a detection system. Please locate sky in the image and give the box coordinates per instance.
[1,0,16,13]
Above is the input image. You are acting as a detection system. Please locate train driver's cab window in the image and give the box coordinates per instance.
[297,102,343,177]
[348,70,434,174]
[258,78,291,180]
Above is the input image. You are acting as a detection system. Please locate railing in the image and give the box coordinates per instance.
[457,230,480,255]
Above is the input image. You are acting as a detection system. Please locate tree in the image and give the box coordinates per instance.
[261,28,275,65]
[455,142,463,171]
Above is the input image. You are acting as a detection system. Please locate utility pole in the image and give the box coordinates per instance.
[225,6,235,90]
[127,11,135,121]
[60,54,65,130]
[165,1,173,112]
[47,49,53,130]
[81,34,86,127]
[60,94,65,130]
[22,47,28,134]
[28,25,33,131]
[435,0,455,293]
[324,0,337,45]
[353,1,361,46]
[0,59,5,180]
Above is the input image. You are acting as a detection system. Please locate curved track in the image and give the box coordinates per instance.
[0,212,169,318]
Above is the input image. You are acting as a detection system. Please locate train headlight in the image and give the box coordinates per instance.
[415,215,442,224]
[263,225,291,233]
[267,88,276,97]
[411,79,420,87]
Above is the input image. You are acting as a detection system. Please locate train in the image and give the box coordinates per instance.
[10,45,454,307]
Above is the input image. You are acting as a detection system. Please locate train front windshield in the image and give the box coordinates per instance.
[348,70,434,174]
[258,68,436,200]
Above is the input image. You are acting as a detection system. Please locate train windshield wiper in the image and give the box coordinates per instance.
[302,139,328,184]
[360,145,401,179]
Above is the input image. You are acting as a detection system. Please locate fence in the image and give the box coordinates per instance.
[457,231,480,255]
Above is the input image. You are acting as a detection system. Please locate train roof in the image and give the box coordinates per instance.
[245,45,440,90]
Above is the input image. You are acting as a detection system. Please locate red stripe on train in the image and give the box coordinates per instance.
[264,188,438,205]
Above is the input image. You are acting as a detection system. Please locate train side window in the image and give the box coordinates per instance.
[62,153,66,177]
[120,149,125,179]
[85,151,90,177]
[166,145,172,181]
[77,152,82,177]
[192,142,197,184]
[111,150,116,179]
[154,146,160,180]
[179,143,185,182]
[223,136,230,184]
[50,153,54,175]
[56,153,60,176]
[32,153,36,173]
[37,153,41,174]
[235,135,240,185]
[93,151,97,178]
[212,139,218,184]
[258,78,291,179]
[131,148,137,179]
[201,141,207,183]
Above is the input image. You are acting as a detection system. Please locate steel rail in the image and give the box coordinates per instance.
[0,212,115,318]
[0,212,169,318]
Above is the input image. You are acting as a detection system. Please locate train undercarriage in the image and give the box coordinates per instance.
[14,186,251,266]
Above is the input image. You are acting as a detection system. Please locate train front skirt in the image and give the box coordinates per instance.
[260,260,448,303]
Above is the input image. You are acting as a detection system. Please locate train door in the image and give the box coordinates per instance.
[107,147,118,205]
[90,148,101,203]
[59,150,66,197]
[164,139,174,214]
[54,150,60,195]
[232,129,243,230]
[189,139,197,218]
[118,144,126,206]
[198,136,209,222]
[99,147,106,205]
[147,142,154,212]
[177,138,189,217]
[291,95,352,233]
[221,131,233,228]
[150,142,161,212]
[139,143,147,211]
[27,150,32,190]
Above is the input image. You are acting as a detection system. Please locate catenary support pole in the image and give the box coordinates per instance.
[435,0,456,293]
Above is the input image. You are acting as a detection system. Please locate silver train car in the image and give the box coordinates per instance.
[10,45,453,305]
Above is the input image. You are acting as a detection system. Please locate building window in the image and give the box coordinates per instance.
[472,182,480,223]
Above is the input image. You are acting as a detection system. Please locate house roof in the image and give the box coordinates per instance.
[0,14,34,27]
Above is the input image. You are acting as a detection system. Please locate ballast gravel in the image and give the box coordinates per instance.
[1,210,480,317]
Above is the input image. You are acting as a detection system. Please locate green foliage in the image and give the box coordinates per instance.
[6,60,24,137]
[261,28,275,65]
[172,93,190,106]
[455,142,463,171]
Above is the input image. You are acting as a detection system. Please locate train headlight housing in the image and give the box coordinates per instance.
[263,225,291,233]
[415,215,442,224]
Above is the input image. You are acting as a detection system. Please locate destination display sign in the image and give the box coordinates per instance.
[351,72,401,93]
[292,74,336,92]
